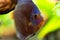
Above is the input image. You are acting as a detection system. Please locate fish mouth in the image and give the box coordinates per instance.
[43,29,60,40]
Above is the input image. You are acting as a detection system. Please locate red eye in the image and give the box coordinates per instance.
[34,15,37,18]
[31,14,40,20]
[34,14,40,19]
[32,14,38,19]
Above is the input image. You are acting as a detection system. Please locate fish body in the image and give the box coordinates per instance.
[14,0,44,40]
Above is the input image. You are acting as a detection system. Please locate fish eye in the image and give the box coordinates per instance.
[34,14,37,18]
[31,14,39,19]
